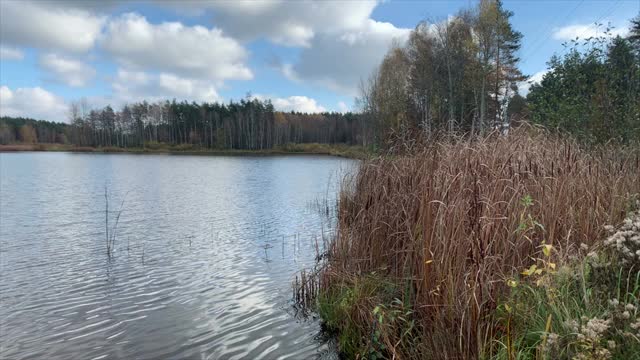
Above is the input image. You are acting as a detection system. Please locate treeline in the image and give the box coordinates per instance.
[0,117,68,144]
[362,0,639,145]
[68,99,370,149]
[527,20,640,143]
[1,99,371,149]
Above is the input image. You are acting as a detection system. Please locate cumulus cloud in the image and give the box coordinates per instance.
[102,13,252,83]
[0,85,68,122]
[284,19,411,95]
[338,101,349,113]
[0,46,24,60]
[40,54,96,87]
[171,0,377,47]
[188,0,408,95]
[552,23,629,41]
[518,69,549,96]
[251,94,327,113]
[271,96,327,113]
[0,0,105,53]
[110,68,221,105]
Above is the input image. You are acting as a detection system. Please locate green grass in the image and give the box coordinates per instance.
[493,250,640,360]
[312,272,428,359]
[316,274,403,359]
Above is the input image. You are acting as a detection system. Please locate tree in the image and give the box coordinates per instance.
[358,0,524,145]
[528,25,640,143]
[0,122,15,144]
[19,124,37,143]
[629,15,640,51]
[406,21,438,136]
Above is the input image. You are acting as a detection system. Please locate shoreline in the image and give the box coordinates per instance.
[0,143,369,159]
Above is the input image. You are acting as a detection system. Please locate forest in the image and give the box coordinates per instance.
[0,100,369,150]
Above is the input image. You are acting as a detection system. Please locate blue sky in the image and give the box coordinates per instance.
[1,0,638,122]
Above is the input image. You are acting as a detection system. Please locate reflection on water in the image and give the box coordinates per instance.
[0,152,354,359]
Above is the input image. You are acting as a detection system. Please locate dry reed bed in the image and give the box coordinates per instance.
[319,129,640,359]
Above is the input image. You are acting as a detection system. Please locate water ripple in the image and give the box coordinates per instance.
[0,153,354,359]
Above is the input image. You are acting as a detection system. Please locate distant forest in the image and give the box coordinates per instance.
[0,99,370,149]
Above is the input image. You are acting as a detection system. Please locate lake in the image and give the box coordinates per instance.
[0,152,355,359]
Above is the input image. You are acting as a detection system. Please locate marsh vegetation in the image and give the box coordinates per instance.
[299,128,640,359]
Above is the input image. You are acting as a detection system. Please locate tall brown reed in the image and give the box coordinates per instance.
[320,127,640,359]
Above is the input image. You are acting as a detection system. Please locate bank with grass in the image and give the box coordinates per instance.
[0,142,370,159]
[299,128,640,359]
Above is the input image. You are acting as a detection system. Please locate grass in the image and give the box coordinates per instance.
[0,142,369,159]
[301,127,640,359]
[275,143,370,159]
[499,269,640,359]
[494,210,640,360]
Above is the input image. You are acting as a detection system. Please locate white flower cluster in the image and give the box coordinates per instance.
[609,298,638,321]
[629,316,640,342]
[608,298,640,342]
[577,317,611,341]
[563,317,613,360]
[603,209,640,265]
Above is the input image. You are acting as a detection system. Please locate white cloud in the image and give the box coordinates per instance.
[40,54,96,87]
[158,73,220,102]
[110,68,221,105]
[338,101,349,113]
[172,0,378,47]
[272,96,326,113]
[184,1,408,95]
[518,69,549,96]
[102,13,252,83]
[0,0,105,53]
[0,46,24,60]
[552,23,629,41]
[284,19,411,95]
[251,94,327,113]
[143,1,406,97]
[0,85,68,122]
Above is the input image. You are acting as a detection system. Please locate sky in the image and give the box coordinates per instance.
[0,0,638,123]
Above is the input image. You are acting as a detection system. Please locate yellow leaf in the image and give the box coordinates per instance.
[507,279,518,288]
[522,264,537,276]
[505,304,512,313]
[548,262,556,270]
[542,244,553,257]
[544,314,553,334]
[425,260,433,264]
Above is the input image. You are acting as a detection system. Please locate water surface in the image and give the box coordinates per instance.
[0,152,354,359]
